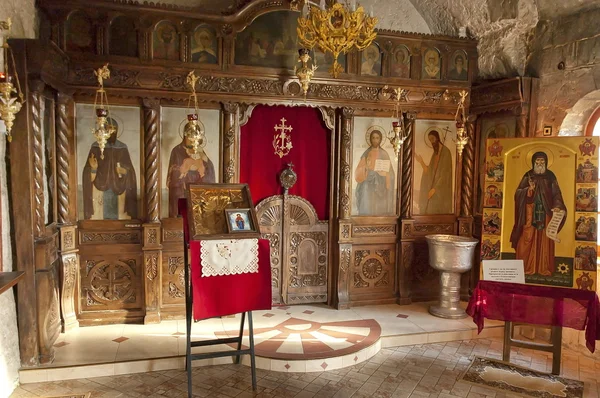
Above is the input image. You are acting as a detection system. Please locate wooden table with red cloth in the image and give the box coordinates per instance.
[179,199,272,321]
[466,280,600,353]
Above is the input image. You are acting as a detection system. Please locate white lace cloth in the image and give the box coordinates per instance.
[200,238,259,277]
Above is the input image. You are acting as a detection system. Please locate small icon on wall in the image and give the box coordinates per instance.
[543,126,553,136]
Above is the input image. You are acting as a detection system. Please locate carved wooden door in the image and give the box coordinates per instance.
[256,195,328,305]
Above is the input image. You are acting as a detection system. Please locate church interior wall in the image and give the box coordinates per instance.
[1,0,600,395]
[527,7,600,137]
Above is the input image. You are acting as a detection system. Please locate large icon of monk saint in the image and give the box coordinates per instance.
[509,151,567,276]
[82,118,137,220]
[166,132,216,218]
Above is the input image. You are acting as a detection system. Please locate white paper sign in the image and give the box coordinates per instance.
[374,159,391,173]
[482,260,525,284]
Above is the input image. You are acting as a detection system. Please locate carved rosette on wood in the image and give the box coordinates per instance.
[401,112,416,219]
[31,82,46,237]
[351,245,395,298]
[143,99,160,222]
[56,93,74,224]
[222,102,239,183]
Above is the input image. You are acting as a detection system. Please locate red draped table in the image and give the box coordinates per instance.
[179,199,271,395]
[466,280,600,374]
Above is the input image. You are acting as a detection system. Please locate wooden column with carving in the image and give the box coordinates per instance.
[143,99,162,323]
[398,112,416,305]
[57,92,80,332]
[222,102,239,183]
[336,108,353,309]
[10,70,40,366]
[459,117,477,298]
[32,81,60,364]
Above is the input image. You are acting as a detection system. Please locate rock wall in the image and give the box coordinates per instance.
[528,7,600,136]
[0,1,36,396]
[408,0,539,79]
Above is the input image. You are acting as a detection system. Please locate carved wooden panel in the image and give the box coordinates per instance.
[60,253,80,332]
[256,195,283,305]
[80,254,143,312]
[349,244,395,299]
[352,225,396,237]
[36,262,61,364]
[411,240,439,301]
[161,252,186,306]
[257,195,328,305]
[80,231,142,244]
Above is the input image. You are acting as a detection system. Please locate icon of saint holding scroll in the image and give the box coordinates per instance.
[354,127,395,215]
[509,151,567,276]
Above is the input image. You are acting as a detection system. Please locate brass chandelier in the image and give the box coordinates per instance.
[0,18,25,142]
[297,0,378,78]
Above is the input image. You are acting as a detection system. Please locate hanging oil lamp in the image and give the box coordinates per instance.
[0,18,25,142]
[91,63,115,159]
[387,88,408,160]
[294,48,318,98]
[455,90,469,156]
[184,71,206,155]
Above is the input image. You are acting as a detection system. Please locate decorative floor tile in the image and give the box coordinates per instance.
[303,310,315,315]
[396,314,409,318]
[262,313,275,318]
[112,337,129,343]
[215,317,381,360]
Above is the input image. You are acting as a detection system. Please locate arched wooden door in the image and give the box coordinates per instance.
[256,195,328,305]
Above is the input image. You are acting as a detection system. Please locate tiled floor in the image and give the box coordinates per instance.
[44,302,503,368]
[11,337,600,398]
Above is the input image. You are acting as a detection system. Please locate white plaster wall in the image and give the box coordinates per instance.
[0,123,20,398]
[0,1,37,396]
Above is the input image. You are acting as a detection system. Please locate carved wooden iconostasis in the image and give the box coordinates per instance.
[8,0,479,366]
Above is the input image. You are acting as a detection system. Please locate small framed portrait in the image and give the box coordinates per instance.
[225,209,256,233]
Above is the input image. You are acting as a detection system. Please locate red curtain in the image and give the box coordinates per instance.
[240,105,331,220]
